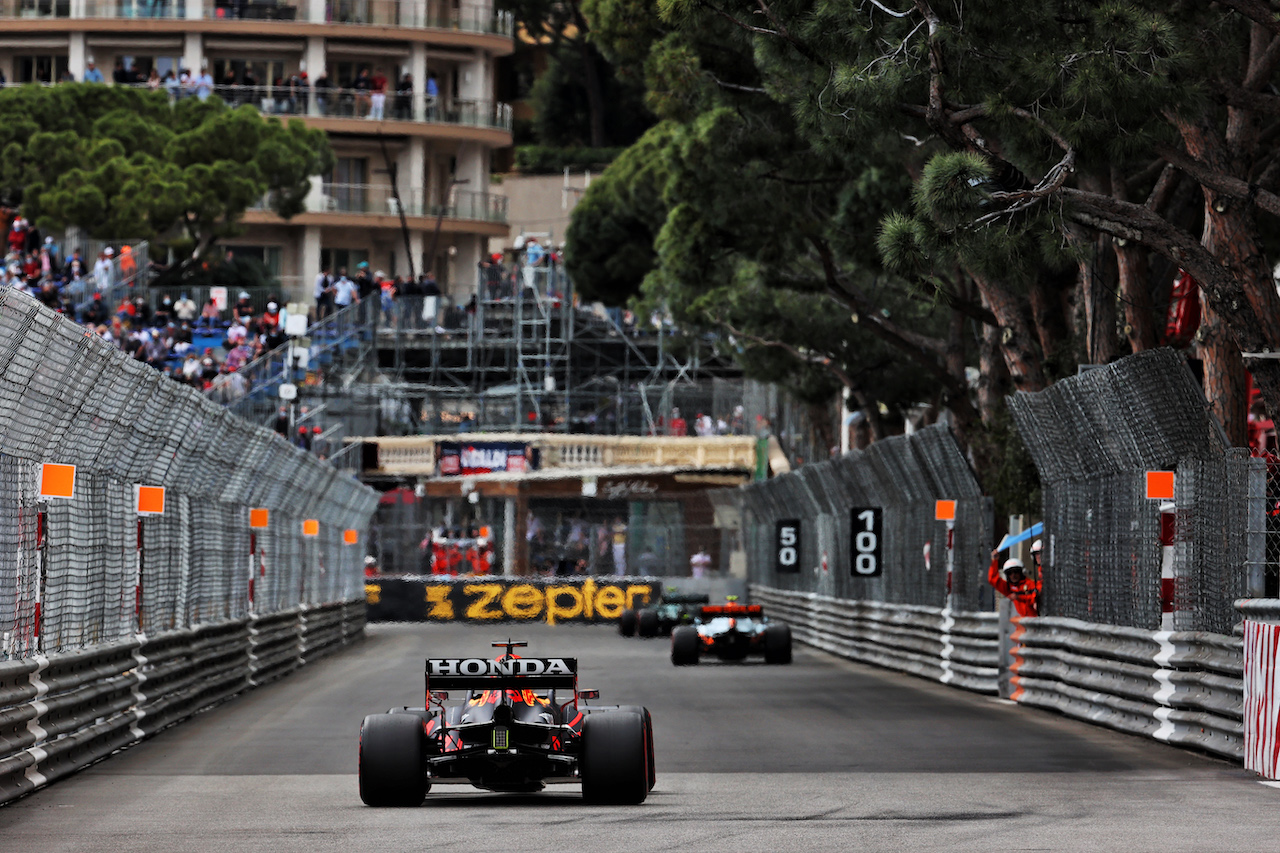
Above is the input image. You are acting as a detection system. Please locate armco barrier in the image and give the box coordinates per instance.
[0,598,366,805]
[367,577,659,625]
[750,586,999,693]
[1009,616,1243,760]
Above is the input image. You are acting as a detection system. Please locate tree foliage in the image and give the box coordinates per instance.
[0,84,332,259]
[568,0,1280,484]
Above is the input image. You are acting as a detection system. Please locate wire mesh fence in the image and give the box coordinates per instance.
[730,424,992,611]
[0,290,378,658]
[1008,348,1252,633]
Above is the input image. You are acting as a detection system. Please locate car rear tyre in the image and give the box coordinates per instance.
[764,623,792,664]
[359,713,429,806]
[671,625,700,666]
[617,705,656,791]
[618,608,638,637]
[580,712,649,804]
[637,609,659,638]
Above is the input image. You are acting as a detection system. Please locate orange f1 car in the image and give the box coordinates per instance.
[359,641,655,806]
[670,600,792,666]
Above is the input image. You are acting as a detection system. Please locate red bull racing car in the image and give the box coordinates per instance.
[670,600,792,665]
[359,641,655,806]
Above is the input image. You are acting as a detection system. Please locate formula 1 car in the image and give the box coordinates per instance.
[358,641,655,806]
[670,599,792,665]
[618,588,710,638]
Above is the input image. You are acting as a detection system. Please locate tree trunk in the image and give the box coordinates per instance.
[1026,273,1071,372]
[1075,174,1120,365]
[570,9,607,148]
[1109,166,1158,354]
[1199,298,1249,446]
[977,320,1009,425]
[970,272,1047,391]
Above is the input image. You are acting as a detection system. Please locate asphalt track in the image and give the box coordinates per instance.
[1,621,1276,852]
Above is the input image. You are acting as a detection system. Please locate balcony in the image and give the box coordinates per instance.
[248,184,507,228]
[0,0,514,38]
[209,85,513,134]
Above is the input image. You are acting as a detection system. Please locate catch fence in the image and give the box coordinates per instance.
[0,289,378,658]
[730,424,992,611]
[1007,348,1258,634]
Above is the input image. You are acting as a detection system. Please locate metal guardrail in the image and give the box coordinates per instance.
[750,586,999,694]
[1009,616,1243,760]
[0,599,365,804]
[754,585,1245,760]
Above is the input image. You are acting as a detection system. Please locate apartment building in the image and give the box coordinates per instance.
[0,0,514,303]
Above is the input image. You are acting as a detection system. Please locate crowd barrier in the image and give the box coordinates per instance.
[750,586,999,693]
[366,577,660,625]
[0,599,365,805]
[1009,616,1243,760]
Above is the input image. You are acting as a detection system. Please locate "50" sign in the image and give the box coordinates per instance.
[776,519,800,573]
[850,507,882,576]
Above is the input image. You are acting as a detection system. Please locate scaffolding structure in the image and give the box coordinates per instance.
[216,262,743,440]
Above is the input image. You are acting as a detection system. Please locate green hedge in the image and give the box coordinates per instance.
[513,146,625,174]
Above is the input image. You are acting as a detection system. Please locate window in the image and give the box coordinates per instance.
[321,250,369,275]
[16,55,68,83]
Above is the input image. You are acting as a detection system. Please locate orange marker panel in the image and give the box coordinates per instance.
[39,463,76,499]
[935,499,957,521]
[136,486,165,515]
[249,508,270,529]
[1146,471,1175,501]
[303,519,320,537]
[343,529,359,545]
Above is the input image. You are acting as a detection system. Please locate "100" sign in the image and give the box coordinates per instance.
[850,507,882,576]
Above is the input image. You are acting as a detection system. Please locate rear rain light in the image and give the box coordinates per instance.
[493,727,509,750]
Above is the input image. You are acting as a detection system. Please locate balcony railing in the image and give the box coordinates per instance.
[211,85,512,131]
[0,0,515,34]
[252,184,508,222]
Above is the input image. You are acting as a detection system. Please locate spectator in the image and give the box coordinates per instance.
[92,247,114,291]
[379,276,396,325]
[353,261,375,299]
[352,67,373,117]
[313,71,332,114]
[163,69,180,99]
[314,264,335,319]
[332,267,359,308]
[153,294,174,327]
[83,59,105,83]
[146,68,162,91]
[690,548,712,578]
[196,297,223,330]
[173,292,197,322]
[395,71,413,119]
[112,59,130,85]
[370,66,388,120]
[118,244,136,281]
[62,247,85,281]
[232,290,255,325]
[80,293,109,326]
[426,71,439,119]
[181,351,202,383]
[7,218,26,255]
[668,407,688,437]
[194,67,214,101]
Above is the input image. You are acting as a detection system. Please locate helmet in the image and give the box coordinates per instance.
[1030,539,1043,553]
[1003,558,1025,573]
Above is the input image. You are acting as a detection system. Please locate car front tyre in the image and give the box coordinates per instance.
[637,609,659,638]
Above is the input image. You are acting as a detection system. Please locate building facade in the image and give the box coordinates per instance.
[0,0,513,303]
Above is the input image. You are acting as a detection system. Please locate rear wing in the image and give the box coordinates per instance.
[662,592,711,605]
[700,604,763,617]
[425,657,578,691]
